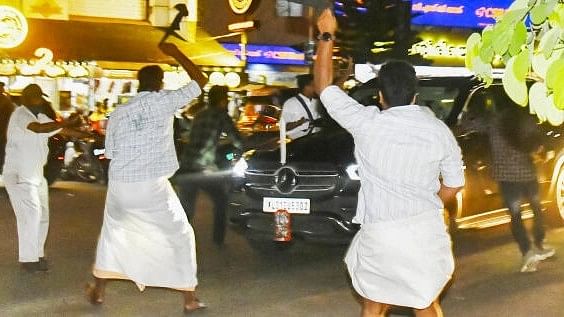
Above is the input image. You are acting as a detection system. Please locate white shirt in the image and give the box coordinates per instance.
[3,106,61,184]
[281,93,322,139]
[320,86,465,223]
[105,81,201,183]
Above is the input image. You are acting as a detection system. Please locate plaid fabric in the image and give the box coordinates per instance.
[487,121,537,182]
[181,107,242,172]
[105,81,201,183]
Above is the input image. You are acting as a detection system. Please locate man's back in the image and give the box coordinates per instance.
[105,81,201,183]
[320,86,464,223]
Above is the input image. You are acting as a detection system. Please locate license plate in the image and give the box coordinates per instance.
[263,197,311,214]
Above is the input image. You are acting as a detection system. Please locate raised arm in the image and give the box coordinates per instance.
[313,9,337,94]
[159,43,208,88]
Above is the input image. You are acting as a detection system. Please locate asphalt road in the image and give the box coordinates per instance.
[0,181,563,317]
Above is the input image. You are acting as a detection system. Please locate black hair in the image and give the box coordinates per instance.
[208,85,228,108]
[297,74,313,92]
[378,60,417,107]
[137,65,164,92]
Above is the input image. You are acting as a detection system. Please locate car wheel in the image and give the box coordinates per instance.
[555,167,564,221]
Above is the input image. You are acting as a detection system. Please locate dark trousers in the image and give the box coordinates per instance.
[499,181,546,255]
[174,172,229,245]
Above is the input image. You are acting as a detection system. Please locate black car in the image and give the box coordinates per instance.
[228,75,564,247]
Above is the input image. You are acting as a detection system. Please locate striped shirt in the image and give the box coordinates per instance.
[320,86,465,223]
[105,81,201,183]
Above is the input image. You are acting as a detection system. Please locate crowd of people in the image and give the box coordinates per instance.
[0,8,558,316]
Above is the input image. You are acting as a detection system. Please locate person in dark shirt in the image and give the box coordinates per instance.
[175,85,243,245]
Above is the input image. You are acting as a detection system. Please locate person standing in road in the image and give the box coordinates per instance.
[175,85,243,245]
[86,42,208,313]
[461,93,555,273]
[281,74,322,140]
[314,9,465,317]
[3,84,87,272]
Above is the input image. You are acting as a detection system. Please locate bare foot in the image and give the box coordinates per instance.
[85,283,104,305]
[184,300,207,314]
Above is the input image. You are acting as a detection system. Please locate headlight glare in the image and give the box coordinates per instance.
[346,164,360,181]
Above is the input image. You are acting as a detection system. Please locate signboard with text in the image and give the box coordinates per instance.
[221,43,305,65]
[411,0,513,28]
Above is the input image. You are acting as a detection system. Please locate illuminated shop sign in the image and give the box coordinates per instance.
[222,43,305,65]
[409,39,466,59]
[411,0,513,28]
[0,47,91,78]
[0,6,28,49]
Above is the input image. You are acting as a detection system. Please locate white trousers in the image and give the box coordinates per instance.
[3,173,49,263]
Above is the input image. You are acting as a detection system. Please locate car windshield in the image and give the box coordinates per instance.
[416,85,460,121]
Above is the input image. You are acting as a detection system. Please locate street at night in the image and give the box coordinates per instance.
[0,182,563,316]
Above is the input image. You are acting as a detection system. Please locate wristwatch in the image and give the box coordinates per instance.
[317,32,335,42]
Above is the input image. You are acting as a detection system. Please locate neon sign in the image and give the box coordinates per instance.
[222,43,305,65]
[411,0,513,28]
[410,40,466,59]
[0,6,28,49]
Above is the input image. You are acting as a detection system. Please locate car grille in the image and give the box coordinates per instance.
[244,167,340,198]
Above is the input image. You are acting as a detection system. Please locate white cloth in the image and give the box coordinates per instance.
[3,106,61,184]
[320,86,465,223]
[93,177,198,291]
[320,86,464,308]
[3,174,49,263]
[3,106,58,263]
[105,81,201,183]
[281,94,322,139]
[344,210,454,309]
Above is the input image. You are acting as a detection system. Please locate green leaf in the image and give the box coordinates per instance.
[546,57,564,89]
[538,27,561,59]
[513,48,531,80]
[492,24,514,56]
[503,56,528,106]
[509,22,528,56]
[480,44,495,64]
[465,33,481,70]
[531,3,550,25]
[553,86,564,110]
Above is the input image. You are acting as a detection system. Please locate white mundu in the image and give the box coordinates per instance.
[320,85,465,309]
[3,106,60,263]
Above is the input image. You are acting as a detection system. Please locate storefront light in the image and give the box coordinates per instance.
[225,72,241,88]
[209,71,226,86]
[0,6,28,49]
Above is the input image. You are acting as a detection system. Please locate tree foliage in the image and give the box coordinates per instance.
[466,0,564,126]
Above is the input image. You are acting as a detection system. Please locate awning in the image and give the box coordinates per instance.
[0,19,243,68]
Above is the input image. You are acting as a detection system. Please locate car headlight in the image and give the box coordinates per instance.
[232,159,248,177]
[346,164,360,181]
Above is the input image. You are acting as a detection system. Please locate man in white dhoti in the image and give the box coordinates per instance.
[314,10,465,317]
[86,42,208,313]
[3,84,87,272]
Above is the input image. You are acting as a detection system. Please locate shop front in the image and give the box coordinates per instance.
[0,9,243,112]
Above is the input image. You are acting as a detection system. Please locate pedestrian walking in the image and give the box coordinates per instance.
[3,84,88,272]
[174,85,243,245]
[86,42,208,313]
[314,9,465,317]
[461,92,555,272]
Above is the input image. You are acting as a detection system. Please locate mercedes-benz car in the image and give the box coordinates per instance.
[228,75,564,247]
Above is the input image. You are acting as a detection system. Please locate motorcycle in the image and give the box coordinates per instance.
[45,132,108,185]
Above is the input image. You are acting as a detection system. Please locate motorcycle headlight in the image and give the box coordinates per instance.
[346,164,360,181]
[232,159,248,178]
